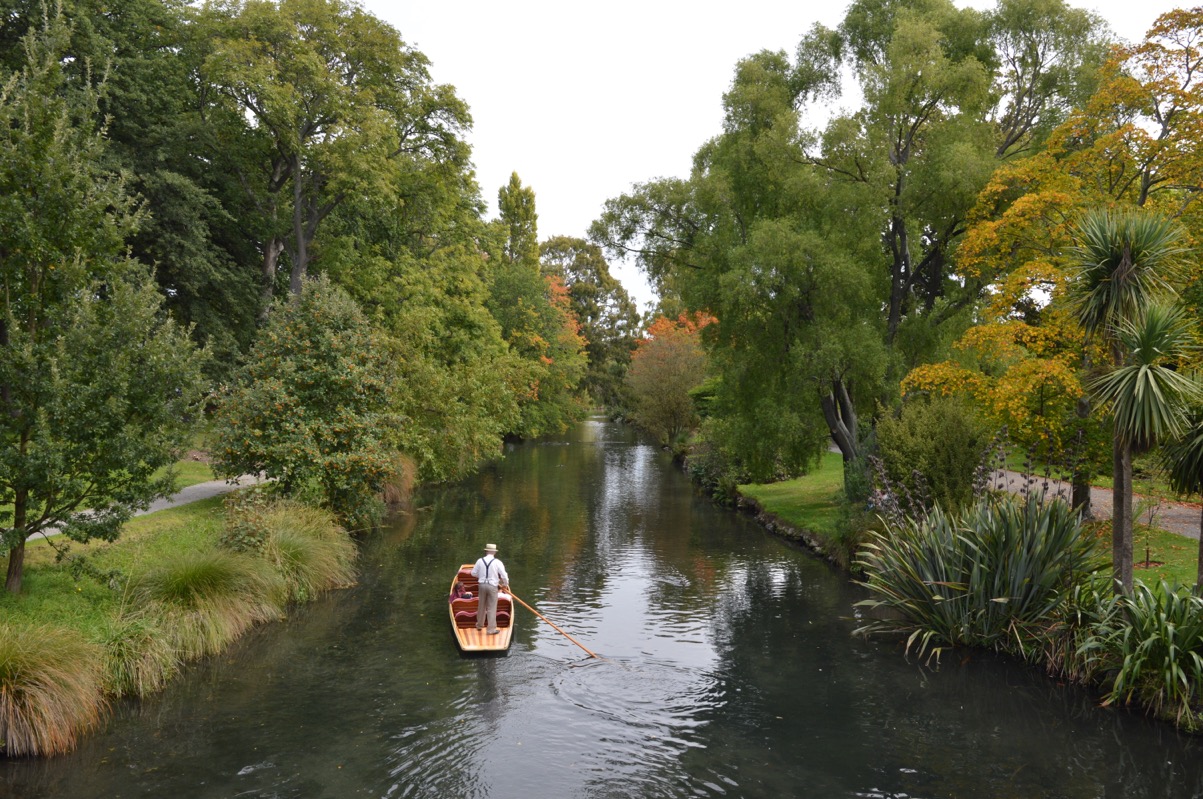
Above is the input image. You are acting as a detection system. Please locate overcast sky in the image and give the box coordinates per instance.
[365,0,1190,311]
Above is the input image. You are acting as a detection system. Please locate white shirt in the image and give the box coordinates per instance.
[472,555,508,588]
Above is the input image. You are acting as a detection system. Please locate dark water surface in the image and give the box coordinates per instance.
[5,419,1203,798]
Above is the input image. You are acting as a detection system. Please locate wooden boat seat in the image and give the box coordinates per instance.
[452,599,512,629]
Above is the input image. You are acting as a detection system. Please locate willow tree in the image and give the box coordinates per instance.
[593,0,1106,482]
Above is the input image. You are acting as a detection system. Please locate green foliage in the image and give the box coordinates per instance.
[685,425,751,505]
[487,175,589,439]
[196,0,474,300]
[213,277,401,528]
[0,622,106,756]
[876,395,993,513]
[129,549,284,660]
[1070,209,1187,338]
[541,236,642,408]
[0,8,207,593]
[1088,303,1200,448]
[1079,581,1203,729]
[856,495,1104,662]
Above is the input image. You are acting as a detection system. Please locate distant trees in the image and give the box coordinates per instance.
[540,236,642,409]
[488,174,589,438]
[625,314,712,447]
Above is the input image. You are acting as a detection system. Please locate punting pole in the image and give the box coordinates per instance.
[508,591,600,659]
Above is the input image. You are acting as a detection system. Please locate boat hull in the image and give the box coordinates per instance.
[449,563,514,652]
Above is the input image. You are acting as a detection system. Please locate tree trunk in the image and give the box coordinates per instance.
[260,237,285,321]
[5,484,28,594]
[1112,440,1133,594]
[290,155,308,298]
[1071,396,1092,518]
[4,539,24,594]
[1197,506,1203,593]
[821,379,858,463]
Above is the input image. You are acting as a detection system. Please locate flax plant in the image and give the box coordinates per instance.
[0,623,106,756]
[855,495,1102,662]
[1079,581,1203,729]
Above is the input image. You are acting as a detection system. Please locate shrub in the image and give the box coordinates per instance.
[1079,581,1203,729]
[0,623,106,756]
[855,495,1103,661]
[876,395,992,514]
[685,432,750,506]
[130,550,285,660]
[212,276,402,531]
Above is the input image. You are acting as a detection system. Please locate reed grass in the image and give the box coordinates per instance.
[130,550,285,660]
[0,623,106,757]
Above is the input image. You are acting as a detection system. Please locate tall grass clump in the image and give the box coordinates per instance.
[98,610,179,698]
[222,496,356,602]
[855,494,1104,661]
[1079,581,1203,730]
[0,623,106,756]
[258,503,356,602]
[130,550,284,661]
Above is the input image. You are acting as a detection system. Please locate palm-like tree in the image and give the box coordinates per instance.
[1070,208,1191,593]
[1161,413,1203,590]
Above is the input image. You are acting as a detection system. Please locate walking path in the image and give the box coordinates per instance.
[992,470,1202,540]
[34,475,263,541]
[138,476,263,515]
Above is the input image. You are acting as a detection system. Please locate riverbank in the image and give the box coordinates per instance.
[736,453,1203,733]
[0,485,356,757]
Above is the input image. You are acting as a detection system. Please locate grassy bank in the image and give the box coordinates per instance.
[738,451,845,540]
[0,492,356,757]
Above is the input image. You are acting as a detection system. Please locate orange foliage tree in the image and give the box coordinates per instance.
[624,313,715,446]
[904,9,1203,498]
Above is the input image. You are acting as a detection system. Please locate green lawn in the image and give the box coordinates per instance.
[164,458,217,489]
[738,451,845,538]
[0,495,229,637]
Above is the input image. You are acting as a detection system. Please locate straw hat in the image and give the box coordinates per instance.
[484,543,498,553]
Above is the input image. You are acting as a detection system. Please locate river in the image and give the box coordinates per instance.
[4,418,1203,798]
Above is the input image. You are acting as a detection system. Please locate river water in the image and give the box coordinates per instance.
[5,418,1203,798]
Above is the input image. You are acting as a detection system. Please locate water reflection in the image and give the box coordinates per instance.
[4,418,1203,798]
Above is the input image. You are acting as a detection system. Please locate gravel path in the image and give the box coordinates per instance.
[993,470,1202,540]
[34,475,264,541]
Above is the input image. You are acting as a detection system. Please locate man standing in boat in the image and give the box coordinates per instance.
[472,543,509,635]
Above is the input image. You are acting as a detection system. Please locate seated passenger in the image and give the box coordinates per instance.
[449,581,473,603]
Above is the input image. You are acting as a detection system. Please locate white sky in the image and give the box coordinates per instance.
[365,0,1190,311]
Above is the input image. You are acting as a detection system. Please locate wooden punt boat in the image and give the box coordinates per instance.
[448,563,514,652]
